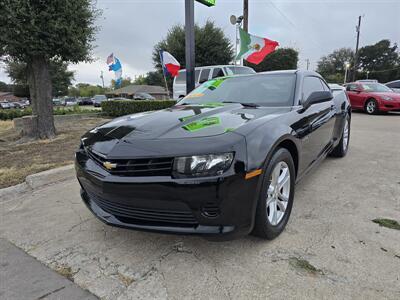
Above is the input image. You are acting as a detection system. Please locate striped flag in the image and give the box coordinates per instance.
[160,51,180,77]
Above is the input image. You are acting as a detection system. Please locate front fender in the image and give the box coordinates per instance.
[245,122,299,171]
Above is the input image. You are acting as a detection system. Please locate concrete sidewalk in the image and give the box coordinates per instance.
[0,238,97,300]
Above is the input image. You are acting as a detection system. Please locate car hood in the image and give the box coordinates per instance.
[368,92,400,100]
[82,103,291,155]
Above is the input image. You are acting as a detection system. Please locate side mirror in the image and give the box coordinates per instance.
[303,91,333,109]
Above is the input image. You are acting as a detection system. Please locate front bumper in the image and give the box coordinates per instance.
[379,100,400,112]
[75,150,261,239]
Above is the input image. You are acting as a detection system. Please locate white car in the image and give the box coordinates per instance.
[385,80,400,93]
[173,65,255,100]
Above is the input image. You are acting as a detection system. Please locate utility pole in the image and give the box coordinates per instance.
[100,71,104,88]
[185,0,195,94]
[305,59,310,70]
[243,0,249,32]
[352,15,362,82]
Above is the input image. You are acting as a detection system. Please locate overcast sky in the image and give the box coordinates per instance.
[1,0,399,86]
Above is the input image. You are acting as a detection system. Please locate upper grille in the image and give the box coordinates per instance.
[87,149,173,177]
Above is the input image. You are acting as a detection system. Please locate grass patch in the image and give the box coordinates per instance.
[118,273,135,286]
[0,117,108,188]
[55,264,74,280]
[372,218,400,230]
[289,257,323,275]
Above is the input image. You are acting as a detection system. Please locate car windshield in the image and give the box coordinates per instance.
[361,83,392,92]
[179,74,296,107]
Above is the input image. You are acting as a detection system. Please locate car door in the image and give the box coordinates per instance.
[346,83,364,109]
[299,76,337,170]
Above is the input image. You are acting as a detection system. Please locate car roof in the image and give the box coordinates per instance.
[177,65,254,73]
[385,79,400,84]
[328,83,345,90]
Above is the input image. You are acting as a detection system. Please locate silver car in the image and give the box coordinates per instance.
[173,65,255,100]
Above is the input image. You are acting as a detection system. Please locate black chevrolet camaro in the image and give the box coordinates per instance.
[75,70,351,240]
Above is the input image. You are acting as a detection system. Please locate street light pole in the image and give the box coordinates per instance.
[344,62,350,84]
[185,0,195,94]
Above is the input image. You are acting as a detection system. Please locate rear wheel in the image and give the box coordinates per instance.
[364,99,378,114]
[331,114,350,157]
[252,148,295,240]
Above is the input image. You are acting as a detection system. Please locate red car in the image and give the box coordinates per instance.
[345,82,400,114]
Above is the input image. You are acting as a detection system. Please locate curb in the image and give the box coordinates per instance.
[0,164,75,201]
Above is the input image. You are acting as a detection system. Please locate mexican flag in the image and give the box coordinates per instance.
[236,28,279,65]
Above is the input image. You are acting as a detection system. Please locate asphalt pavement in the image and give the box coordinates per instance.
[0,112,399,300]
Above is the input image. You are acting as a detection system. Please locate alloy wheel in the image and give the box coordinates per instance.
[366,101,376,114]
[343,118,349,152]
[266,161,291,226]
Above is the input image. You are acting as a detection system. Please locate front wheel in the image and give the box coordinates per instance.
[252,148,295,240]
[365,99,378,114]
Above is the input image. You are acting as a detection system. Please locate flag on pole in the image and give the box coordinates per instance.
[236,28,279,65]
[107,53,123,87]
[160,51,180,77]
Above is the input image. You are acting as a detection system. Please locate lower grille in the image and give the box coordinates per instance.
[87,192,198,226]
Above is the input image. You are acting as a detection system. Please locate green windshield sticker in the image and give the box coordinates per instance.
[182,117,221,132]
[179,115,195,122]
[224,127,235,133]
[202,102,225,107]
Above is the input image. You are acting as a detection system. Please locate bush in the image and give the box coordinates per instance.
[0,105,97,120]
[101,100,176,117]
[0,107,32,120]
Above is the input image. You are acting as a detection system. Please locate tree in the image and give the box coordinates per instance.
[111,77,133,89]
[0,1,98,139]
[5,59,75,97]
[133,71,164,87]
[0,81,11,92]
[245,48,299,72]
[151,21,234,92]
[316,48,354,83]
[357,40,400,82]
[152,21,234,70]
[69,83,106,97]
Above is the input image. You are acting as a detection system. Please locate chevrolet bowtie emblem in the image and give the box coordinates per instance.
[103,161,117,170]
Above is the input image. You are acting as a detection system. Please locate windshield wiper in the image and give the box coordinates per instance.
[222,101,259,108]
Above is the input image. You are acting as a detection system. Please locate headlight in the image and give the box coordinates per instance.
[173,153,234,178]
[382,96,393,101]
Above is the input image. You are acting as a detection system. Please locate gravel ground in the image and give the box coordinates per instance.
[1,112,399,300]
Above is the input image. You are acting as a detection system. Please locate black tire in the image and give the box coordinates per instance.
[330,114,351,157]
[252,148,296,240]
[364,98,378,115]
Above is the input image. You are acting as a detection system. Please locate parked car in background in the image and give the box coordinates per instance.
[133,92,155,100]
[173,65,256,100]
[76,70,351,240]
[64,97,78,106]
[12,101,29,109]
[53,98,63,106]
[385,80,400,93]
[0,101,12,109]
[110,97,131,101]
[328,83,345,91]
[93,95,107,107]
[356,79,378,83]
[78,97,93,105]
[345,82,400,114]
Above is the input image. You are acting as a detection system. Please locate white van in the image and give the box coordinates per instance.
[173,65,255,100]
